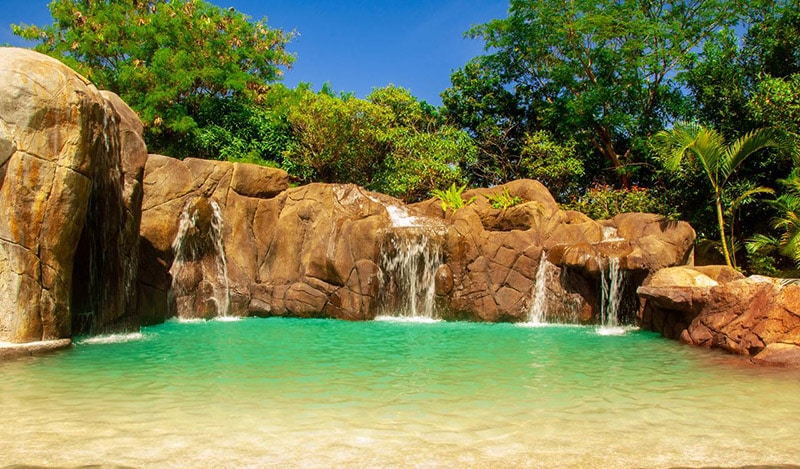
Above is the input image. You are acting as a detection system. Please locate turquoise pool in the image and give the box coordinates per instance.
[2,317,799,467]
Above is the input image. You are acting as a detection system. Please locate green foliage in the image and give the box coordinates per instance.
[13,0,295,156]
[456,0,740,187]
[485,188,522,210]
[653,123,790,266]
[190,85,302,164]
[564,185,676,221]
[740,0,800,79]
[519,131,584,201]
[431,183,476,213]
[283,85,475,202]
[283,89,390,185]
[682,28,753,139]
[368,86,477,201]
[748,169,800,268]
[748,74,800,136]
[374,125,476,202]
[441,59,530,186]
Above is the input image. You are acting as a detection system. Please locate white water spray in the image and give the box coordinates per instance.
[379,227,443,319]
[169,199,231,318]
[599,257,625,334]
[526,251,550,325]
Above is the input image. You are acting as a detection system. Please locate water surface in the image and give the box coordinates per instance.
[2,318,799,467]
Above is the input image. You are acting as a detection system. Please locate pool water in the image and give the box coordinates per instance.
[2,317,799,468]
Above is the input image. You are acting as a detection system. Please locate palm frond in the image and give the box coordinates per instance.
[729,186,775,214]
[653,122,720,183]
[722,128,786,184]
[746,233,779,255]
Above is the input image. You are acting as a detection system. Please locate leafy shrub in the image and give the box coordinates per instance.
[519,131,584,200]
[564,184,678,220]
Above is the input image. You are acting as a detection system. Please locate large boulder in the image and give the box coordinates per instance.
[639,267,800,365]
[0,48,145,343]
[138,155,291,322]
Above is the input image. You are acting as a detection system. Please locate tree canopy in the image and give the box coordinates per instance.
[446,0,742,187]
[13,0,295,155]
[284,85,476,202]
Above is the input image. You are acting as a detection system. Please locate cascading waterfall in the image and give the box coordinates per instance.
[378,205,444,319]
[169,199,231,318]
[599,257,625,333]
[526,251,550,324]
[209,201,231,316]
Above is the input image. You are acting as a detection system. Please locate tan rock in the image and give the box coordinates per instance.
[752,343,800,367]
[0,48,145,342]
[640,272,800,366]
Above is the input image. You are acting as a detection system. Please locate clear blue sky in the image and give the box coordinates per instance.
[0,0,509,106]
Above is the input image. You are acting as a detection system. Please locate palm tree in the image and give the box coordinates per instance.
[748,168,800,268]
[654,123,789,267]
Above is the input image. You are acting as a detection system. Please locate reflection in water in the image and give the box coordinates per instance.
[2,318,800,467]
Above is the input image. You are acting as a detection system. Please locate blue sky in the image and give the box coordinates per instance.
[0,0,509,106]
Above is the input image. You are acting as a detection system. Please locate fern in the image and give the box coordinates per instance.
[485,187,522,210]
[431,183,476,213]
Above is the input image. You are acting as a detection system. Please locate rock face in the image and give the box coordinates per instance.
[638,266,800,366]
[411,180,696,323]
[0,48,145,342]
[139,170,695,325]
[138,154,392,322]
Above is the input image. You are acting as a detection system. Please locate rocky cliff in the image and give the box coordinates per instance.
[0,48,145,344]
[137,158,696,324]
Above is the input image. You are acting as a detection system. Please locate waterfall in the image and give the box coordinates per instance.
[70,101,133,335]
[378,203,444,320]
[169,198,230,319]
[526,251,550,324]
[599,257,625,334]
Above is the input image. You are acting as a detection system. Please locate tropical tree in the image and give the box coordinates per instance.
[441,59,530,186]
[191,84,304,165]
[283,89,390,186]
[283,85,476,201]
[748,169,800,269]
[13,0,294,156]
[449,0,741,187]
[654,123,789,267]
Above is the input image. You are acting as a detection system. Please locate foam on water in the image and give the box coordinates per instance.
[169,317,208,324]
[374,315,442,324]
[516,321,583,329]
[77,332,145,345]
[214,316,243,322]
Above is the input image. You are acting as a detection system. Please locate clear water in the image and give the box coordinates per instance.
[2,318,800,468]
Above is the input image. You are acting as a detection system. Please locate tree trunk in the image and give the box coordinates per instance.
[715,192,733,267]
